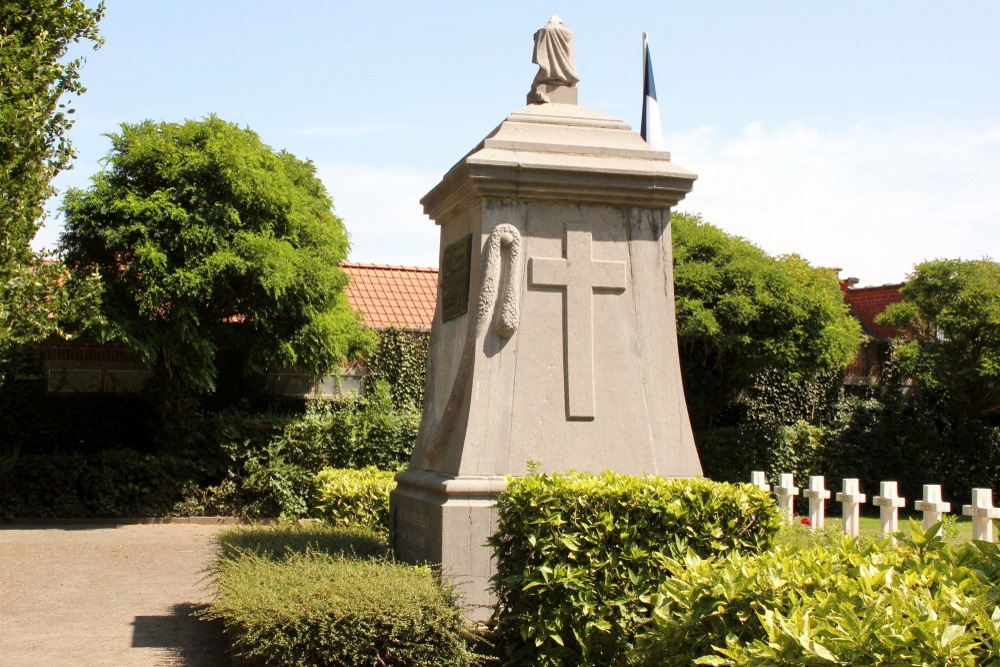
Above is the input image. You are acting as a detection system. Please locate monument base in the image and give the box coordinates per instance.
[389,469,507,621]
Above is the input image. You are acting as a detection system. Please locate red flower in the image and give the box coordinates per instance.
[801,517,811,526]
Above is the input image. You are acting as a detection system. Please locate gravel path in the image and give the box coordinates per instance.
[0,523,231,666]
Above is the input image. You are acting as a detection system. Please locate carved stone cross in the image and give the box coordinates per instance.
[529,221,626,419]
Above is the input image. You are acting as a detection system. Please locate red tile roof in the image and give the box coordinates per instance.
[842,283,906,339]
[342,263,438,331]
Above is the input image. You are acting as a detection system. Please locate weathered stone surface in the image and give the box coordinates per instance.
[391,101,700,619]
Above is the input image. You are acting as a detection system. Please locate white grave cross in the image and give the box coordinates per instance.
[804,476,831,530]
[750,471,770,493]
[836,478,866,537]
[914,484,951,531]
[773,473,800,524]
[963,488,1000,542]
[529,221,627,419]
[873,481,906,540]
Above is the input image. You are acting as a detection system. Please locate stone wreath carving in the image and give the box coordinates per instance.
[479,223,522,338]
[415,224,523,467]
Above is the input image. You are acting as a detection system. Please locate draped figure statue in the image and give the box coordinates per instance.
[528,15,580,104]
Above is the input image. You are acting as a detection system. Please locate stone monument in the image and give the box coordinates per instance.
[390,17,701,618]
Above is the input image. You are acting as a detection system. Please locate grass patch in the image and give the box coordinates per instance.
[777,514,979,550]
[202,523,483,666]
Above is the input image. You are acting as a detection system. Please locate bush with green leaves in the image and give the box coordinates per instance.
[632,522,1000,666]
[488,472,781,666]
[314,466,396,532]
[203,523,480,667]
[275,381,419,471]
[177,388,418,519]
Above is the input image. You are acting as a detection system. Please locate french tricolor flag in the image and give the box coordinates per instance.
[640,33,664,151]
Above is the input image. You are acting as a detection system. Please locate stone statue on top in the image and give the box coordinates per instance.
[528,15,579,105]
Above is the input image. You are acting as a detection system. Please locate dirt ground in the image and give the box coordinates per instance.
[0,522,231,666]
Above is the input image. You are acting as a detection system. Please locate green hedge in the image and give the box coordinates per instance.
[0,450,195,518]
[203,523,480,666]
[632,524,1000,665]
[314,466,397,532]
[488,472,781,666]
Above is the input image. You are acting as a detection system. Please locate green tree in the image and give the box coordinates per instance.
[60,116,374,407]
[878,258,1000,419]
[672,212,861,430]
[0,0,104,376]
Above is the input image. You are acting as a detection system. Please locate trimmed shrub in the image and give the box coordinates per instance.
[314,466,396,532]
[488,472,781,666]
[204,523,479,667]
[632,523,1000,665]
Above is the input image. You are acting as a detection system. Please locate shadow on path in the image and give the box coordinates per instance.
[132,603,231,666]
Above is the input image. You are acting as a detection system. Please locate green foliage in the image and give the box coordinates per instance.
[177,392,418,520]
[0,381,419,519]
[488,472,781,666]
[672,212,861,429]
[314,466,396,532]
[700,345,1000,508]
[366,326,429,409]
[0,0,103,256]
[878,258,1000,419]
[204,523,480,666]
[60,116,374,403]
[0,373,156,457]
[0,1,104,379]
[0,449,195,519]
[632,523,1000,666]
[824,374,1000,509]
[699,420,828,487]
[0,257,105,384]
[217,523,390,562]
[697,369,845,484]
[275,382,419,471]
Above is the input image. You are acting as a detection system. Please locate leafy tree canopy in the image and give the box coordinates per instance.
[878,257,1000,419]
[672,212,861,429]
[0,0,103,377]
[60,116,374,399]
[1,0,103,258]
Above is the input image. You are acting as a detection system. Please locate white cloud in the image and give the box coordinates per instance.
[669,121,1000,286]
[315,163,441,267]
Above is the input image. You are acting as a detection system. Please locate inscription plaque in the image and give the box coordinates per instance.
[441,234,472,322]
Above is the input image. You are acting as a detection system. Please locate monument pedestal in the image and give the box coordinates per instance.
[391,101,700,619]
[391,470,505,619]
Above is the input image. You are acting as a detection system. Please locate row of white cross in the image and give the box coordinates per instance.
[750,472,1000,543]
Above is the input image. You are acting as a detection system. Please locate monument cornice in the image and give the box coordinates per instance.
[422,104,697,223]
[395,468,508,499]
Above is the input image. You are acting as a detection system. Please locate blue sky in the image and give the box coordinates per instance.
[40,1,1000,286]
